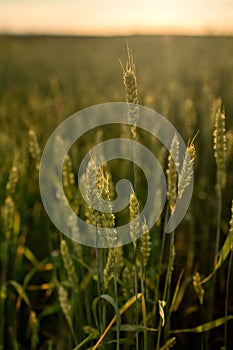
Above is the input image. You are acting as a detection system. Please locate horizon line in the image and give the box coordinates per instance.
[1,31,233,38]
[1,25,233,38]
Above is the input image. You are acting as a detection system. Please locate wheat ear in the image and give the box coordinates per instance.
[121,44,139,139]
[28,129,41,171]
[166,133,179,213]
[60,238,79,291]
[139,218,151,268]
[178,131,198,199]
[214,107,227,190]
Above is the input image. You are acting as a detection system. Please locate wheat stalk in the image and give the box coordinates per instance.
[157,135,180,348]
[213,104,227,266]
[224,200,233,348]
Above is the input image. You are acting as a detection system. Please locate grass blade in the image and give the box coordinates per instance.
[92,294,121,350]
[92,293,142,350]
[171,316,233,333]
[201,228,233,285]
[8,280,31,308]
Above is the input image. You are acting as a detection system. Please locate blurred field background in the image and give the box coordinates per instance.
[0,34,233,349]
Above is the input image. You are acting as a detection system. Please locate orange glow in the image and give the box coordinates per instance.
[0,0,233,35]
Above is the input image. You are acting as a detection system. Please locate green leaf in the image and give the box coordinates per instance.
[171,270,192,312]
[92,293,142,350]
[92,296,101,334]
[171,316,233,333]
[8,280,30,307]
[92,294,121,350]
[201,229,232,285]
[72,329,99,350]
[22,246,39,267]
[23,258,50,288]
[215,231,232,271]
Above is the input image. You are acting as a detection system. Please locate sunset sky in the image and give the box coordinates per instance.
[0,0,233,35]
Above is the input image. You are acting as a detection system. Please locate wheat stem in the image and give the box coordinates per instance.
[224,201,233,348]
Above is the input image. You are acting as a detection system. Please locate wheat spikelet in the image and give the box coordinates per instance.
[63,154,75,202]
[129,190,141,242]
[166,246,176,289]
[28,129,41,171]
[58,285,73,328]
[104,246,123,290]
[60,238,78,291]
[104,247,123,290]
[166,133,179,213]
[102,167,121,287]
[2,196,15,240]
[104,248,115,289]
[129,190,139,219]
[99,170,116,231]
[83,185,96,226]
[67,213,82,258]
[85,156,102,208]
[116,246,124,270]
[84,156,103,234]
[121,45,139,139]
[139,218,151,268]
[122,266,134,299]
[2,156,20,240]
[85,157,118,246]
[193,272,205,305]
[62,155,80,242]
[85,157,107,223]
[213,107,227,190]
[57,284,78,344]
[6,158,19,196]
[178,133,197,199]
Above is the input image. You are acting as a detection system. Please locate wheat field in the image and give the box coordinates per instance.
[0,35,233,350]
